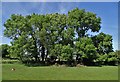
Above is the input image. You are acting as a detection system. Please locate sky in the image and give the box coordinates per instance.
[1,2,118,51]
[1,0,119,2]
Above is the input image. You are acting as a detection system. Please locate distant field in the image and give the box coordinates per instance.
[2,64,118,80]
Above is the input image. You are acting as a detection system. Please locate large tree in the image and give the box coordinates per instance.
[4,8,116,66]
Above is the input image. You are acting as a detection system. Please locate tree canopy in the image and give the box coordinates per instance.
[0,44,10,58]
[3,8,118,66]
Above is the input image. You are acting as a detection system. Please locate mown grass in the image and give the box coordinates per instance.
[2,63,118,80]
[2,59,19,64]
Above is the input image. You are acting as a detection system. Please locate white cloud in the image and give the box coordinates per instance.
[59,5,67,14]
[0,43,11,45]
[0,35,3,38]
[60,8,66,13]
[113,40,118,51]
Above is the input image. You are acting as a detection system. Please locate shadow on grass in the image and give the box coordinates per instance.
[23,61,50,67]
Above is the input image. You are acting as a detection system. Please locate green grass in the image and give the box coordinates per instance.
[2,59,19,64]
[2,64,118,80]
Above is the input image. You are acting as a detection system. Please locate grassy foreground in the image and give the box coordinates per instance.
[2,64,118,80]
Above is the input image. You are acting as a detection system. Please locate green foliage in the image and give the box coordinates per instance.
[92,32,113,55]
[0,44,10,58]
[75,37,97,63]
[67,8,101,37]
[95,54,108,65]
[3,8,116,66]
[107,52,118,65]
[50,44,62,58]
[61,44,74,61]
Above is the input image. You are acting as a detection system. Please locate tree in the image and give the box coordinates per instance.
[50,44,63,60]
[107,52,118,65]
[75,37,98,65]
[92,32,113,55]
[39,13,67,61]
[115,50,120,63]
[3,8,116,66]
[61,44,74,66]
[67,8,101,37]
[0,44,10,58]
[4,14,45,62]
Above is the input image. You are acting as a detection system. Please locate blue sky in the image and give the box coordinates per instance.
[1,2,118,50]
[1,0,119,2]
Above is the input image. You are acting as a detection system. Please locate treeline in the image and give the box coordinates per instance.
[2,8,119,66]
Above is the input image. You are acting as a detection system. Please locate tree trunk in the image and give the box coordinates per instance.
[41,45,45,61]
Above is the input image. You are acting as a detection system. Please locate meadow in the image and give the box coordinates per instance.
[2,63,118,80]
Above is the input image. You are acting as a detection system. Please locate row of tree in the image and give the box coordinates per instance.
[2,8,119,66]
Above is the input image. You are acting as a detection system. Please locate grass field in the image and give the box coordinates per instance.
[2,64,118,80]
